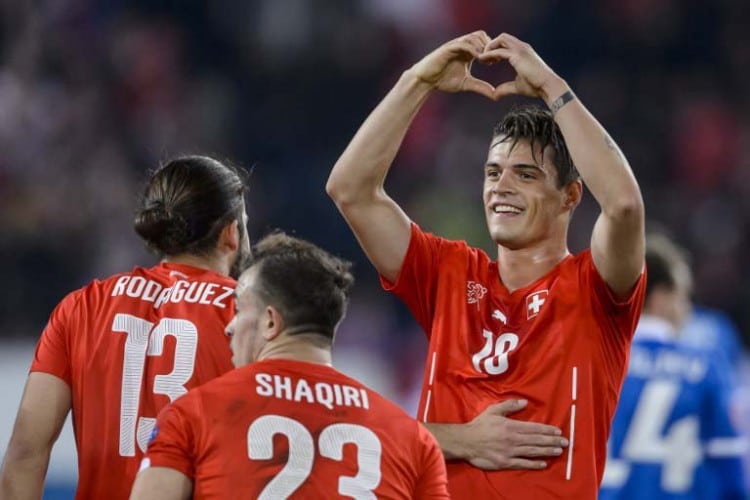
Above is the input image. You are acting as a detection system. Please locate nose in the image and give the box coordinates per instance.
[491,169,516,194]
[225,316,236,338]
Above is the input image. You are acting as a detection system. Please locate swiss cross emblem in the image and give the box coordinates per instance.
[526,290,548,319]
[467,281,487,308]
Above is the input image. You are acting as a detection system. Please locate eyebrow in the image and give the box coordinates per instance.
[485,162,546,173]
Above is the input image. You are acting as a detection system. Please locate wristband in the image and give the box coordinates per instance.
[549,90,575,115]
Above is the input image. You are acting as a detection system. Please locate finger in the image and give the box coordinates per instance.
[453,40,483,59]
[462,75,495,100]
[508,433,568,448]
[509,420,563,436]
[477,48,513,64]
[479,30,492,47]
[500,32,526,46]
[493,80,519,99]
[514,445,565,458]
[486,32,518,51]
[487,399,528,415]
[465,38,486,55]
[463,32,488,54]
[505,458,548,470]
[465,30,489,42]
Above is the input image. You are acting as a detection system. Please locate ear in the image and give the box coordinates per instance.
[217,220,240,254]
[261,305,285,341]
[562,180,583,211]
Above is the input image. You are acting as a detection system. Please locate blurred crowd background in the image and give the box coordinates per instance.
[1,0,749,493]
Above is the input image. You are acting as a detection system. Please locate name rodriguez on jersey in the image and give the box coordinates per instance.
[255,373,370,411]
[111,275,233,309]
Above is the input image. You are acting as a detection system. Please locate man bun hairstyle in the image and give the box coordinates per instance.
[250,232,354,339]
[493,105,579,187]
[134,155,248,257]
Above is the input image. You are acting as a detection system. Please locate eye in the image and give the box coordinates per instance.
[519,171,535,180]
[486,169,500,179]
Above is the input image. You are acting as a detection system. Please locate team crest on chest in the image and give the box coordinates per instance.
[467,281,487,308]
[526,290,548,319]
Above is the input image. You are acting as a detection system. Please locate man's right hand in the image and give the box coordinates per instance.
[463,399,569,470]
[407,31,496,100]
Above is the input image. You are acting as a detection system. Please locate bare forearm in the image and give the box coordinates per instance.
[0,452,50,499]
[543,79,643,217]
[327,71,433,203]
[423,422,469,461]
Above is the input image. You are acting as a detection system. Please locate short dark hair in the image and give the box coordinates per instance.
[492,105,579,187]
[250,232,354,339]
[134,155,248,257]
[645,234,691,300]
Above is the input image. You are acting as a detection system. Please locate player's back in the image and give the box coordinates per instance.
[600,317,745,499]
[31,262,235,500]
[147,358,449,499]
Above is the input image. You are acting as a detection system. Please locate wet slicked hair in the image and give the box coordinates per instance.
[249,232,354,340]
[134,155,248,257]
[492,105,579,188]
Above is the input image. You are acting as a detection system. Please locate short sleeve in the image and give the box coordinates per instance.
[143,397,199,479]
[413,423,450,499]
[581,250,646,323]
[379,223,444,335]
[580,251,646,392]
[30,289,82,385]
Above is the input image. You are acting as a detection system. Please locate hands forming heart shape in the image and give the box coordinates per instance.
[409,31,563,103]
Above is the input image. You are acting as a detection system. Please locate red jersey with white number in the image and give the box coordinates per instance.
[142,359,449,499]
[30,262,235,500]
[381,224,646,499]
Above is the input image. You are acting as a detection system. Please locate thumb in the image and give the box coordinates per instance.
[493,80,519,99]
[489,399,528,415]
[462,75,496,100]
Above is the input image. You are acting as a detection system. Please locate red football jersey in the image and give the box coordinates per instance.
[30,262,235,500]
[381,224,646,499]
[142,358,450,499]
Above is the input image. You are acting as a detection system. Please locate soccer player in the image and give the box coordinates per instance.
[0,156,252,499]
[129,232,450,499]
[600,235,747,499]
[326,30,646,498]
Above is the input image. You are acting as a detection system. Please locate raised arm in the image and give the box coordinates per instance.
[481,34,645,297]
[0,372,71,499]
[327,31,496,283]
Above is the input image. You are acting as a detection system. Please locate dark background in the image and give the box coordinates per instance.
[1,0,748,383]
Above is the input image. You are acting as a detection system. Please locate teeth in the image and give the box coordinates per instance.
[494,205,522,214]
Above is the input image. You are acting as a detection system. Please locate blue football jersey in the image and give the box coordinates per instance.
[681,306,744,379]
[600,316,747,500]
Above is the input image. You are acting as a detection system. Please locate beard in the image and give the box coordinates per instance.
[229,245,253,280]
[229,221,253,280]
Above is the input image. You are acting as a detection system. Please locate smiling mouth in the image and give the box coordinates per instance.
[491,204,524,214]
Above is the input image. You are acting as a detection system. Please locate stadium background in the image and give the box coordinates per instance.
[1,0,748,497]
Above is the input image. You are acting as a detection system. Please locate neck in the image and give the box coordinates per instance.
[257,333,334,366]
[163,252,230,276]
[496,239,569,292]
